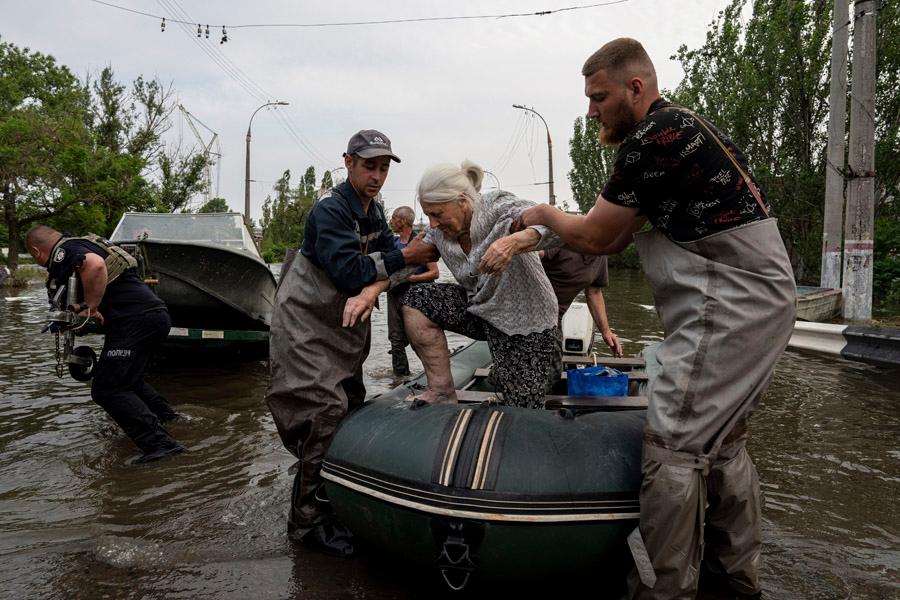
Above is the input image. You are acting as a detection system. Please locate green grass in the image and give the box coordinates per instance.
[1,265,44,288]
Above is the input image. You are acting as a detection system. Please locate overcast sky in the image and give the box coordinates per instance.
[4,0,730,224]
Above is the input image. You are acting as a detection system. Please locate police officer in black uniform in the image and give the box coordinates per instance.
[26,225,184,464]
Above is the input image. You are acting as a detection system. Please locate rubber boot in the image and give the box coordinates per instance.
[390,345,410,377]
[129,443,185,464]
[296,519,356,558]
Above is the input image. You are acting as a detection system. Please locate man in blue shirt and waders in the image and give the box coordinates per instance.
[266,130,436,557]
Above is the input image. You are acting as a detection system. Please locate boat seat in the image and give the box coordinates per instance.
[561,355,646,369]
[472,368,648,382]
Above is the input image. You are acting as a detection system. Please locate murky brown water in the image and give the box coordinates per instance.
[1,266,897,599]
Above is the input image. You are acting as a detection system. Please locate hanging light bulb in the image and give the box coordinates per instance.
[197,23,201,37]
[160,17,166,32]
[205,24,210,39]
[220,25,228,44]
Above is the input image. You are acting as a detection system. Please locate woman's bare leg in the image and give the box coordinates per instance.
[402,305,457,403]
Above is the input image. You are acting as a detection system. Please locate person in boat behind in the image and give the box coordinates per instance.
[540,247,623,357]
[386,205,439,376]
[401,160,561,408]
[265,129,436,558]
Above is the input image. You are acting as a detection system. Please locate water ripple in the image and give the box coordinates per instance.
[2,273,897,599]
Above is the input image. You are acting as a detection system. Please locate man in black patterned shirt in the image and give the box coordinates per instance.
[517,38,796,600]
[600,98,769,242]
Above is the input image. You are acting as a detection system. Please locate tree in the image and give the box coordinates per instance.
[147,151,207,213]
[671,0,833,282]
[85,67,204,219]
[321,170,333,191]
[567,116,617,214]
[197,197,230,213]
[259,168,318,263]
[874,0,900,220]
[565,0,899,297]
[0,41,206,270]
[670,0,899,297]
[0,38,92,269]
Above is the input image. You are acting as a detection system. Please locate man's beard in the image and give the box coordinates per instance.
[597,104,636,145]
[600,125,627,145]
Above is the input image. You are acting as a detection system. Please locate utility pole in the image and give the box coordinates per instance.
[512,104,555,206]
[244,101,288,229]
[842,0,877,321]
[821,0,849,289]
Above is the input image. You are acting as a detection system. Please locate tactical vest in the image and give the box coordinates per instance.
[49,234,139,284]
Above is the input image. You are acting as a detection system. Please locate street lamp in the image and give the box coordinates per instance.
[313,167,347,205]
[512,104,555,206]
[329,166,347,184]
[483,169,502,190]
[244,101,289,228]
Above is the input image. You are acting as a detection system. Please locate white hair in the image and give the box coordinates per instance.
[417,160,484,209]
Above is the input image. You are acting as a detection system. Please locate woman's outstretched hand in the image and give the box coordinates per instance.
[479,236,518,274]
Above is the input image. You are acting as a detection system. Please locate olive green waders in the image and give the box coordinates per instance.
[266,254,371,533]
[626,219,796,599]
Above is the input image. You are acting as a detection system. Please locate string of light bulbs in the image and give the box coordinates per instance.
[93,0,630,43]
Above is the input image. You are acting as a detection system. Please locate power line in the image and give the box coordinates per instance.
[492,112,527,172]
[155,0,331,169]
[157,0,265,101]
[161,0,270,100]
[494,116,530,176]
[92,0,630,33]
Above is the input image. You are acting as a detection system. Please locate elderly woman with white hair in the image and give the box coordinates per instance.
[398,160,561,408]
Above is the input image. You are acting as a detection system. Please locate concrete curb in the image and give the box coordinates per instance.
[789,321,900,368]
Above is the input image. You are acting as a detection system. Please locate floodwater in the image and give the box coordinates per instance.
[0,265,897,600]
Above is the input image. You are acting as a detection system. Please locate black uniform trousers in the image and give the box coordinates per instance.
[90,308,179,453]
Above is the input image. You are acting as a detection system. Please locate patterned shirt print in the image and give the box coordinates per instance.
[601,99,770,242]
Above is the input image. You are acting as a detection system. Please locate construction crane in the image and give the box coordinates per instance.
[178,104,222,208]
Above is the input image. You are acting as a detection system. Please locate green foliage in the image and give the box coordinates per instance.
[874,1,900,218]
[259,168,317,263]
[566,0,899,296]
[0,40,205,268]
[606,244,642,270]
[670,0,833,283]
[671,0,900,287]
[197,197,230,213]
[874,216,900,311]
[48,202,107,237]
[148,152,207,213]
[86,67,204,221]
[0,37,92,268]
[567,117,617,214]
[321,170,334,191]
